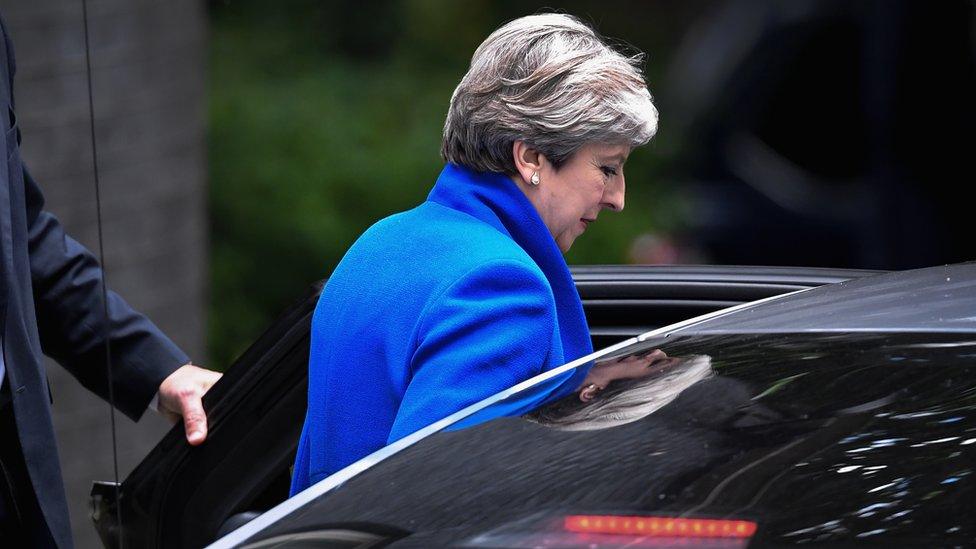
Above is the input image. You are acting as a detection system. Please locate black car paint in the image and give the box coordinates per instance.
[236,263,976,547]
[251,332,976,546]
[91,266,876,548]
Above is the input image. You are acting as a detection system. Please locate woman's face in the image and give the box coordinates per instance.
[526,142,630,252]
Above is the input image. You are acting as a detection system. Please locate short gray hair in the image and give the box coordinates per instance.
[441,13,658,174]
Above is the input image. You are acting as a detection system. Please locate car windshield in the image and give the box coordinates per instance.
[236,330,976,547]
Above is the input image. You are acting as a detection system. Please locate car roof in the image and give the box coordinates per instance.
[667,262,976,336]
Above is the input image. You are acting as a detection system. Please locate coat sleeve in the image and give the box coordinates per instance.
[387,259,557,443]
[23,160,189,421]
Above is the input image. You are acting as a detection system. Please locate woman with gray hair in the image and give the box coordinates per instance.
[291,13,659,495]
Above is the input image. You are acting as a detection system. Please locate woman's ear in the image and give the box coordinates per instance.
[512,140,543,186]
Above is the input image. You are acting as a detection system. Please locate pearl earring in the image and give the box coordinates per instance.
[530,172,540,186]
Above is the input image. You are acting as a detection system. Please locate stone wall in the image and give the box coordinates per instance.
[0,1,208,547]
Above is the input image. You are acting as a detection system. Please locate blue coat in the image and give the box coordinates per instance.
[290,164,593,494]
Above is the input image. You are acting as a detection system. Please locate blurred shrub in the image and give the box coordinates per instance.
[209,0,684,365]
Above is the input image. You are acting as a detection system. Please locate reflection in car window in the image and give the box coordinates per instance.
[526,354,713,431]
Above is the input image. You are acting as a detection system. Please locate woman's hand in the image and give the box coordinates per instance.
[579,349,675,402]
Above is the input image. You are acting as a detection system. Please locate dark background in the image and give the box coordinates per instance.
[208,0,976,366]
[0,1,973,547]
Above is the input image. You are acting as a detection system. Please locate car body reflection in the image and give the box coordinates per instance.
[237,331,974,546]
[213,264,975,547]
[527,354,713,431]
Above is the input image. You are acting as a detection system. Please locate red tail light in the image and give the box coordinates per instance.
[462,512,758,548]
[564,515,757,538]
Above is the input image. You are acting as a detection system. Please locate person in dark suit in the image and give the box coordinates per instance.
[0,14,221,547]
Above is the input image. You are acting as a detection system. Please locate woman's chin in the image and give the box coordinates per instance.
[556,229,585,253]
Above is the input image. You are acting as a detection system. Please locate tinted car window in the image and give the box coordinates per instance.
[249,332,976,546]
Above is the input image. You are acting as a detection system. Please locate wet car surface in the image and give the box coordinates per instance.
[212,263,976,548]
[241,332,975,547]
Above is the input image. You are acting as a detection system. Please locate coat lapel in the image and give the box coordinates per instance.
[428,164,593,396]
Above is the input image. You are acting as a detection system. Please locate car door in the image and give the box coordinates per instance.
[90,265,874,548]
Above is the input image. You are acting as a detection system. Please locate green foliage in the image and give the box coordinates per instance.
[208,1,684,366]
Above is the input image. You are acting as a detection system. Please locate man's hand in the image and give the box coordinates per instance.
[157,363,222,446]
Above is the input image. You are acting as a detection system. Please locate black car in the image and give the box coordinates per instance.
[91,264,976,547]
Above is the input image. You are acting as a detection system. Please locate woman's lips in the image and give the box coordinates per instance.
[580,218,596,230]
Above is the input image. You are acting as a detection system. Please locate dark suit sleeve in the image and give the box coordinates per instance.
[23,164,190,421]
[0,15,187,420]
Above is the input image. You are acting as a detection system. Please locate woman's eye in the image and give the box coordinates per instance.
[600,166,618,177]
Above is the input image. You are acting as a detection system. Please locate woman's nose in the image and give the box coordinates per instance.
[602,176,625,212]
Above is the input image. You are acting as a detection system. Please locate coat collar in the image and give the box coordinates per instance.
[427,163,593,409]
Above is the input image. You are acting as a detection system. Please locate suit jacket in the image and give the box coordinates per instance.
[0,15,188,547]
[290,163,593,495]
